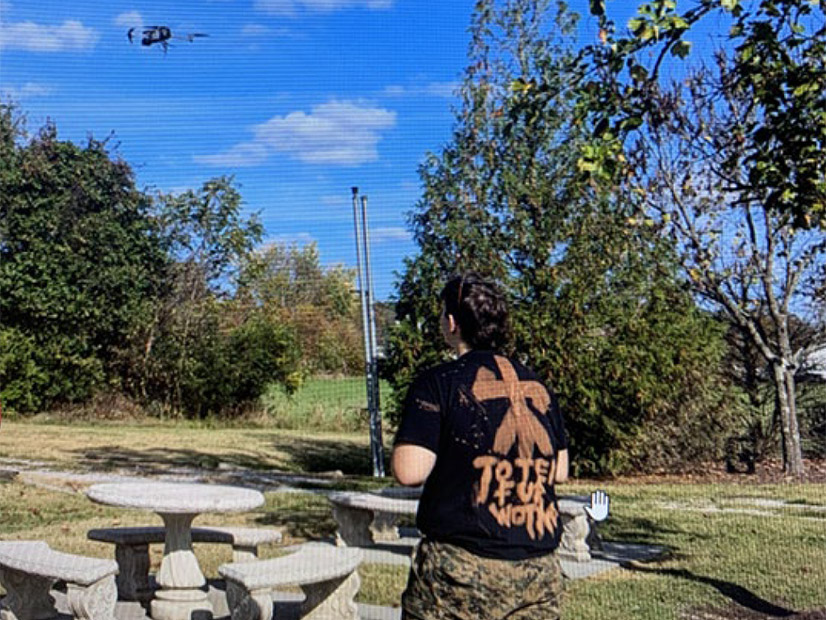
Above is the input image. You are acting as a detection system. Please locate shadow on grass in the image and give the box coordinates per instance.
[255,493,338,541]
[601,514,710,552]
[73,446,276,473]
[628,564,796,617]
[271,435,391,477]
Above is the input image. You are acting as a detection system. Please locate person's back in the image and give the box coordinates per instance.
[392,273,568,620]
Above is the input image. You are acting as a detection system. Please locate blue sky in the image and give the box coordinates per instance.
[0,0,703,299]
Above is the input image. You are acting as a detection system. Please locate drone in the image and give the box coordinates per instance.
[127,26,208,53]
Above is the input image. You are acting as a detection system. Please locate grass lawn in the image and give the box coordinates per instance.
[262,376,393,432]
[0,419,382,478]
[0,418,824,617]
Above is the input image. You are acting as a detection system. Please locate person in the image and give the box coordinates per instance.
[392,272,569,620]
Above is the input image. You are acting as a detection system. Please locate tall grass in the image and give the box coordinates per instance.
[261,376,393,432]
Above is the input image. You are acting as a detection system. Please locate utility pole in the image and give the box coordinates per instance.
[351,187,386,477]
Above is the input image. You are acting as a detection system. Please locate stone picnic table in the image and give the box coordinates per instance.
[87,481,264,620]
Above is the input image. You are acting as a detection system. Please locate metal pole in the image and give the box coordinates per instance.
[360,195,386,477]
[351,187,383,477]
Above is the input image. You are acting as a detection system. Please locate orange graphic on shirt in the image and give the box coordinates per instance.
[471,356,553,459]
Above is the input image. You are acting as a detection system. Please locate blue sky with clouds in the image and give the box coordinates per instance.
[0,0,656,299]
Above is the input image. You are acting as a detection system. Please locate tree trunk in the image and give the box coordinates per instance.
[772,361,805,477]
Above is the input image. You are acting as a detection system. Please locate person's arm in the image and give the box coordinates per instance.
[392,370,442,486]
[554,448,569,483]
[392,443,437,486]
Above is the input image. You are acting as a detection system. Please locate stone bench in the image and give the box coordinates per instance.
[329,489,603,562]
[219,544,363,620]
[87,525,282,601]
[0,540,118,620]
[328,491,419,547]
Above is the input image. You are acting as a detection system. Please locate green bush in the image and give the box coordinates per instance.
[0,106,163,413]
[0,327,49,413]
[225,315,302,403]
[0,327,106,414]
[144,310,302,419]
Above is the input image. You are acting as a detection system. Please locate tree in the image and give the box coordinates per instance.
[620,60,825,476]
[582,0,826,228]
[137,177,268,414]
[384,0,738,475]
[237,242,364,375]
[0,104,166,411]
[580,0,826,476]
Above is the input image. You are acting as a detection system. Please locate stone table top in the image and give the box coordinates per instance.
[86,481,264,514]
[329,491,418,514]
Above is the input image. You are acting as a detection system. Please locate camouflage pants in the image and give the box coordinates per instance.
[401,539,563,620]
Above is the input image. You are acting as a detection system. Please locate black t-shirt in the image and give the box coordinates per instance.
[394,350,568,561]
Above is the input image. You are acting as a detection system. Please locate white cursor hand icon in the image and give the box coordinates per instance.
[583,490,610,522]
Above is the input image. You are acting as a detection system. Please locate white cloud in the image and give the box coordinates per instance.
[197,100,396,167]
[114,11,143,28]
[382,81,458,99]
[369,226,410,243]
[0,81,53,100]
[255,0,391,16]
[115,11,144,46]
[195,142,269,167]
[0,20,98,52]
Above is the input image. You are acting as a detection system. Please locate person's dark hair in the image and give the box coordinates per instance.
[440,272,509,351]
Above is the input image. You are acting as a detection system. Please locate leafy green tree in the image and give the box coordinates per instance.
[581,0,826,229]
[0,104,166,412]
[237,242,364,375]
[384,0,737,475]
[579,0,826,476]
[137,177,271,415]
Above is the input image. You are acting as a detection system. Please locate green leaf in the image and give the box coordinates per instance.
[620,116,644,131]
[577,157,598,172]
[629,64,649,81]
[671,40,692,58]
[628,17,647,36]
[721,0,739,11]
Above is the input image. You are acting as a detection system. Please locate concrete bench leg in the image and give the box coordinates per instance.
[332,505,401,546]
[370,513,400,543]
[300,570,360,620]
[0,566,57,620]
[66,576,117,620]
[231,544,259,564]
[224,580,273,620]
[113,543,152,602]
[332,504,375,547]
[558,512,592,562]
